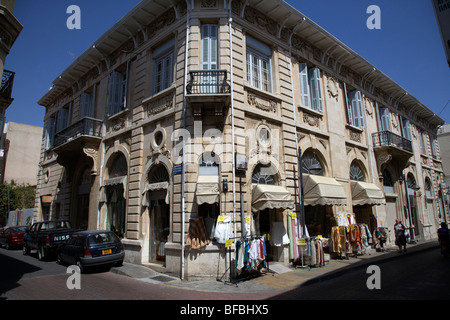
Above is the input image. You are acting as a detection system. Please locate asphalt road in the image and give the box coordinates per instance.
[271,245,450,300]
[1,243,449,302]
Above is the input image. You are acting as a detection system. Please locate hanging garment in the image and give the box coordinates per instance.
[186,217,210,249]
[271,221,290,247]
[214,215,233,244]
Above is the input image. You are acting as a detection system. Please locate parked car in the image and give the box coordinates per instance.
[23,220,78,260]
[57,230,124,273]
[0,226,28,250]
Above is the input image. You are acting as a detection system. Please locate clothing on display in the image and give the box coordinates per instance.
[235,236,267,274]
[330,223,370,256]
[214,215,233,244]
[271,221,290,247]
[186,217,210,249]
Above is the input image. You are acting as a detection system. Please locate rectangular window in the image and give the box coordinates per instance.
[44,117,56,150]
[299,63,323,112]
[56,106,70,133]
[401,118,412,141]
[153,39,175,95]
[246,36,272,92]
[344,85,364,128]
[107,69,128,116]
[201,24,218,93]
[376,105,390,132]
[431,136,437,159]
[419,129,426,154]
[80,85,95,119]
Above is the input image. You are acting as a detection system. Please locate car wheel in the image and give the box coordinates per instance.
[23,244,29,255]
[5,242,10,250]
[57,253,63,265]
[38,246,46,261]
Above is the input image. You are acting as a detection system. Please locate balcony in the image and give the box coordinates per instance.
[372,131,413,172]
[53,117,103,175]
[0,70,15,107]
[185,69,231,118]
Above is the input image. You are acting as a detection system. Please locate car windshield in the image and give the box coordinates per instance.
[87,233,120,247]
[41,221,71,230]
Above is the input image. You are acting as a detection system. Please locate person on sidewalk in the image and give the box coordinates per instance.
[394,219,407,253]
[437,222,449,243]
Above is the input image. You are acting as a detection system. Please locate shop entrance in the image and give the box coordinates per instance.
[149,200,170,263]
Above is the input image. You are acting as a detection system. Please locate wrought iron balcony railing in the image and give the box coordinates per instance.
[372,131,412,153]
[1,70,15,101]
[186,69,231,95]
[54,117,103,147]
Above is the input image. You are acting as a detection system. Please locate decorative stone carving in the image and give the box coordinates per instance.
[146,92,174,116]
[83,144,99,175]
[247,92,277,113]
[302,112,320,127]
[326,76,339,101]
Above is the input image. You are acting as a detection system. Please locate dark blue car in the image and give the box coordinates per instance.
[57,230,124,272]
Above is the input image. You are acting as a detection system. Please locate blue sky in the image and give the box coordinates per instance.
[4,1,450,128]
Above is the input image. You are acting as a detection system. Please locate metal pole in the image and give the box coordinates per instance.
[298,147,305,237]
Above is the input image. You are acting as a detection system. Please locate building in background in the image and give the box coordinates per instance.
[35,0,446,279]
[0,122,43,186]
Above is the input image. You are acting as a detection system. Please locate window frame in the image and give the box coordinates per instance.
[246,36,273,93]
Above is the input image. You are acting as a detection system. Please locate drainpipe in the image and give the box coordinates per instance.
[181,0,192,280]
[227,0,236,239]
[361,92,379,225]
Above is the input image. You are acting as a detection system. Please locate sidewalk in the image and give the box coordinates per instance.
[110,240,440,294]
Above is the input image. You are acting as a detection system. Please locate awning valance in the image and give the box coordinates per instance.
[142,181,169,206]
[99,176,128,202]
[303,174,347,206]
[251,184,295,213]
[351,181,386,206]
[196,175,220,205]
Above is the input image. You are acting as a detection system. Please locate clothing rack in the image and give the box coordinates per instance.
[217,233,271,286]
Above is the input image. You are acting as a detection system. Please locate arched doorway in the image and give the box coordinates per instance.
[105,153,128,238]
[406,173,420,238]
[76,167,92,230]
[143,164,170,263]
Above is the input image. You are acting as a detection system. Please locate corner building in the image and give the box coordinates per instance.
[35,0,447,279]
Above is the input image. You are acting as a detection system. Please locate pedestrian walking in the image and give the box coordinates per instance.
[394,219,407,253]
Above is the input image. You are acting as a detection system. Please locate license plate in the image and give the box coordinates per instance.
[102,249,112,255]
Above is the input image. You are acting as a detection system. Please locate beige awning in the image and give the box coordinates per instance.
[251,184,295,213]
[196,175,220,205]
[142,181,169,206]
[351,181,386,206]
[100,176,128,202]
[303,174,347,206]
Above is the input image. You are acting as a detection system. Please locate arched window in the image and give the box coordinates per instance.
[252,163,276,185]
[350,161,365,181]
[382,169,393,186]
[199,152,219,175]
[301,150,324,176]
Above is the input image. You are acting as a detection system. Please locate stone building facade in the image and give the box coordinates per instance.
[35,0,446,279]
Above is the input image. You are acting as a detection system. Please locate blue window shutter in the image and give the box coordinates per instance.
[350,91,364,128]
[344,83,353,126]
[309,67,323,112]
[299,63,310,108]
